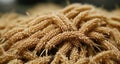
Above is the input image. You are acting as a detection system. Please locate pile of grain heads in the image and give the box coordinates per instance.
[0,3,120,64]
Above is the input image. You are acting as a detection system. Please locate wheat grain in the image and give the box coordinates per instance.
[89,31,105,41]
[56,13,77,31]
[22,20,52,36]
[104,59,117,64]
[89,31,119,51]
[28,15,52,26]
[79,46,87,58]
[73,11,89,28]
[79,18,100,34]
[30,24,56,38]
[102,40,119,51]
[45,31,95,50]
[70,39,80,47]
[107,19,120,28]
[87,46,96,56]
[51,42,72,64]
[34,28,61,54]
[30,13,70,31]
[84,13,106,20]
[3,28,24,40]
[2,20,50,51]
[8,38,39,54]
[61,3,81,14]
[111,28,120,46]
[0,53,18,64]
[25,56,52,64]
[111,16,120,22]
[89,50,120,63]
[51,14,69,31]
[0,3,120,64]
[94,27,111,35]
[57,42,72,54]
[0,46,5,56]
[22,50,38,60]
[59,54,70,64]
[74,57,89,64]
[70,47,79,63]
[7,59,23,64]
[66,5,93,19]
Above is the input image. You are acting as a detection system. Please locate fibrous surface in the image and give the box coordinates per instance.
[0,3,120,64]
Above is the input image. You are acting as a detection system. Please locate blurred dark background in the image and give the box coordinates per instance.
[0,0,120,14]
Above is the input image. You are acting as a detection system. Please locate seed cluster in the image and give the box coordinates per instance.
[0,3,120,64]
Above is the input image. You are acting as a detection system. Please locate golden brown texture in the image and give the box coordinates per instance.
[0,3,120,64]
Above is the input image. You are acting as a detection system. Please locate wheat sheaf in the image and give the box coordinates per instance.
[0,4,120,64]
